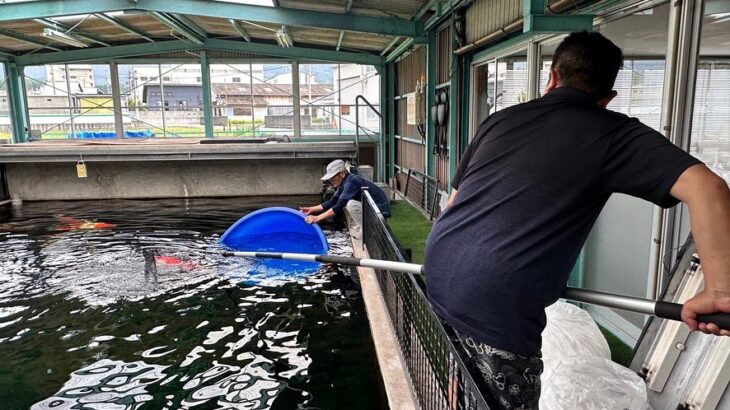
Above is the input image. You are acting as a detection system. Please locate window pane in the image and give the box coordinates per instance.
[299,64,339,137]
[74,64,115,137]
[472,61,496,135]
[25,65,75,140]
[690,13,730,183]
[159,64,204,138]
[119,64,164,138]
[0,65,11,142]
[336,64,380,137]
[261,63,294,137]
[210,63,263,138]
[23,64,118,139]
[494,54,528,112]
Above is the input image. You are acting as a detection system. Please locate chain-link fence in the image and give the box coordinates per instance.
[361,188,492,410]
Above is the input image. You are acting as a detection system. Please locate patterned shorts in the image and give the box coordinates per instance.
[456,331,543,410]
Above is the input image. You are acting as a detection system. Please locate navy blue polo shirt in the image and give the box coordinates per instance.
[424,86,701,356]
[322,173,391,217]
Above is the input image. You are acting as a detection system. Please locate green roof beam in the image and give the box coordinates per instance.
[230,20,251,42]
[142,0,418,37]
[411,0,439,21]
[0,48,16,58]
[170,13,208,39]
[336,31,344,51]
[0,0,135,22]
[15,38,384,66]
[385,37,413,62]
[0,28,62,52]
[149,12,205,45]
[0,0,418,37]
[33,18,112,47]
[380,36,401,56]
[95,13,156,43]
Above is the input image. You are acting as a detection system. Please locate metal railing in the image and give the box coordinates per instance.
[355,95,382,168]
[404,168,441,220]
[361,188,491,410]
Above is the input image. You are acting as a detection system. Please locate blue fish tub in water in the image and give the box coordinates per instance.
[219,207,329,279]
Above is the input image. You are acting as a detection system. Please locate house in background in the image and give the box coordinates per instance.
[142,84,204,110]
[212,83,335,129]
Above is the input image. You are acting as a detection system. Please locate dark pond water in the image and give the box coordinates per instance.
[0,198,386,409]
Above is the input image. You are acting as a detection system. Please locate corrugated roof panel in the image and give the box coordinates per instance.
[466,0,522,43]
[279,0,425,19]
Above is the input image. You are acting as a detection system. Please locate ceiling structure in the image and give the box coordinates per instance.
[0,0,444,65]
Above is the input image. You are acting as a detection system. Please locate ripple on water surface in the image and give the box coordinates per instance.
[0,198,386,409]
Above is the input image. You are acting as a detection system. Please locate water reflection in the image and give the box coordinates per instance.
[0,198,385,409]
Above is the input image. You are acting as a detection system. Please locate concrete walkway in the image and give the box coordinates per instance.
[345,210,416,410]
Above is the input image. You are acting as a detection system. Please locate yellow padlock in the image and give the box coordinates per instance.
[76,160,87,178]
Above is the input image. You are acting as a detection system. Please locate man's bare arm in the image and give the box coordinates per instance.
[670,164,730,336]
[446,189,458,209]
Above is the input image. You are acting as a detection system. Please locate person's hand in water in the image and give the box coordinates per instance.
[299,206,317,215]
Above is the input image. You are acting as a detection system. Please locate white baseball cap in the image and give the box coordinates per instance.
[321,159,348,180]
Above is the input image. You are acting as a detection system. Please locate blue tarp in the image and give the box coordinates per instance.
[219,207,329,278]
[66,130,156,139]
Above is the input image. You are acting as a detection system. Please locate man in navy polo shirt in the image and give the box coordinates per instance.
[301,159,391,237]
[424,31,730,409]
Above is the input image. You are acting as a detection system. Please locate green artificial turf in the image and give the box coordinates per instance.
[600,326,634,366]
[386,200,432,264]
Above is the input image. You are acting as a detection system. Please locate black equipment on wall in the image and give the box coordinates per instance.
[432,89,449,157]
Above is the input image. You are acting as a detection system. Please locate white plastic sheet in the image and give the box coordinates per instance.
[542,301,611,362]
[540,301,652,410]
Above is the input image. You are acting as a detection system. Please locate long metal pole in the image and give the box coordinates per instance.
[222,250,730,329]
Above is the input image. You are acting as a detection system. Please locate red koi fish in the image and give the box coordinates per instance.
[154,255,199,271]
[56,216,116,231]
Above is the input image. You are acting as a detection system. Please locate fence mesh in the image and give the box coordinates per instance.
[403,169,441,220]
[361,188,492,410]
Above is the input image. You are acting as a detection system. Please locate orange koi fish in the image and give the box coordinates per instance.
[56,216,116,231]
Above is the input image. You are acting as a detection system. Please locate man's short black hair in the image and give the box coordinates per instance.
[551,31,624,99]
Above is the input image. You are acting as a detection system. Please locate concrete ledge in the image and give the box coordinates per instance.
[0,141,356,163]
[345,210,417,410]
[6,158,334,201]
[1,141,356,201]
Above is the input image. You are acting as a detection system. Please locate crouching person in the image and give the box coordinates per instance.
[300,159,391,238]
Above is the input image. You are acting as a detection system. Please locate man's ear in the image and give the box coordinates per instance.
[545,67,559,93]
[597,90,617,108]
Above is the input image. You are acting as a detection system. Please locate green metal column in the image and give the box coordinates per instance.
[292,61,301,139]
[425,31,436,177]
[460,53,472,155]
[387,62,395,180]
[200,50,214,138]
[378,64,386,182]
[447,29,459,188]
[109,62,124,138]
[7,62,28,143]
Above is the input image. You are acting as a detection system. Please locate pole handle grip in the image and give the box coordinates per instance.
[655,301,730,330]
